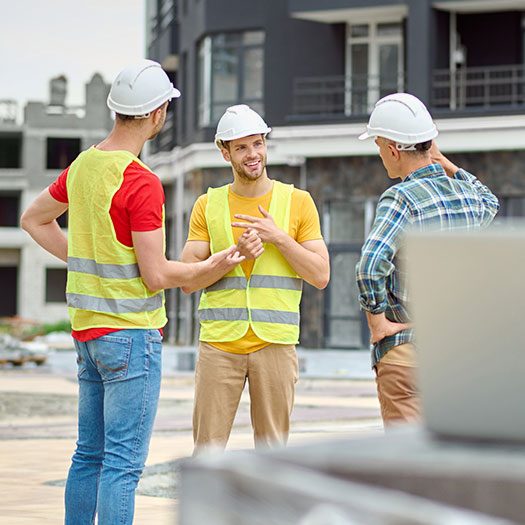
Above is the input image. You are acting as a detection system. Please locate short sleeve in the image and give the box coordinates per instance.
[48,167,70,203]
[295,191,323,244]
[187,194,210,242]
[124,163,165,232]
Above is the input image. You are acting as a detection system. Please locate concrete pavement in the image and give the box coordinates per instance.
[0,347,382,524]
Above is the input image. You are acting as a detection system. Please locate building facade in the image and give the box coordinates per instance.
[0,75,111,325]
[146,0,525,348]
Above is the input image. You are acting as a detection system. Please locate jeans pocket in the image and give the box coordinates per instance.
[92,334,132,382]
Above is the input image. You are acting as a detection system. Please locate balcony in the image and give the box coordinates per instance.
[432,64,525,112]
[290,73,404,121]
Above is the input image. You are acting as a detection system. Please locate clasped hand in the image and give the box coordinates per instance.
[231,205,284,246]
[236,228,264,260]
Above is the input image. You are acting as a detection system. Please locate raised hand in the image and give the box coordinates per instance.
[237,228,264,259]
[429,141,459,178]
[231,205,285,244]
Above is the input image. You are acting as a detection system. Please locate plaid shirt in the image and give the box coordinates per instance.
[356,163,499,365]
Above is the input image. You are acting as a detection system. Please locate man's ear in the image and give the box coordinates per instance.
[151,108,162,126]
[388,143,401,161]
[221,147,231,163]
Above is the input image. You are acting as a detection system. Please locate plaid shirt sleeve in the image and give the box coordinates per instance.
[453,169,499,226]
[355,188,411,314]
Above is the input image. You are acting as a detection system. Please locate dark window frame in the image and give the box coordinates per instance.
[46,137,81,170]
[197,30,265,128]
[45,268,67,303]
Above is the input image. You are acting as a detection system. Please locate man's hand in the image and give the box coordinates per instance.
[366,312,412,345]
[207,245,246,272]
[237,228,264,260]
[231,205,285,244]
[429,141,459,178]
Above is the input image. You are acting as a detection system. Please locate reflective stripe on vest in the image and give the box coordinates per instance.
[198,308,249,321]
[206,276,247,292]
[68,257,140,279]
[198,307,298,325]
[249,275,303,291]
[67,292,163,314]
[205,275,302,293]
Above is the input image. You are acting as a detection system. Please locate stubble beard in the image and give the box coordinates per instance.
[232,154,267,182]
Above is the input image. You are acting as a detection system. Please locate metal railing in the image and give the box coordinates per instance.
[433,64,525,110]
[291,73,404,119]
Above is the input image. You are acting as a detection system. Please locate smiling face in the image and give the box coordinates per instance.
[221,134,267,182]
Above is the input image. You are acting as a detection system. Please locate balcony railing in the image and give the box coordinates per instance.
[433,64,525,110]
[291,74,405,120]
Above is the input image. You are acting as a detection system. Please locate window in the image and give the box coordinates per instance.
[0,192,20,227]
[46,137,81,169]
[197,31,265,127]
[346,21,404,115]
[0,267,17,316]
[45,268,67,303]
[0,134,22,168]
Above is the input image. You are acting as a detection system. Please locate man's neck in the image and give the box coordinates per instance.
[96,125,147,157]
[399,156,433,181]
[230,171,273,197]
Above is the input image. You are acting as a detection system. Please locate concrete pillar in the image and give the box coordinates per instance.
[406,0,433,106]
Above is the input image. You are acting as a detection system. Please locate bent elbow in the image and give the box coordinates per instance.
[20,212,31,233]
[314,274,330,290]
[318,276,330,290]
[142,275,164,293]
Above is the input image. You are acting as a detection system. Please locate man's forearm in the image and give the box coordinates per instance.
[173,259,231,294]
[273,234,329,289]
[23,221,68,262]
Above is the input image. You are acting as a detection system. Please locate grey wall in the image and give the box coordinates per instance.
[177,0,346,147]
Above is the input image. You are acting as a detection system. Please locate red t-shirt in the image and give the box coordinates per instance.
[49,160,165,341]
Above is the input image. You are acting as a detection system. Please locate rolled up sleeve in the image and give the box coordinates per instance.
[453,169,499,226]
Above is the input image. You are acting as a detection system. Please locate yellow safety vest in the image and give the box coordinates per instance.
[66,147,167,331]
[198,181,302,344]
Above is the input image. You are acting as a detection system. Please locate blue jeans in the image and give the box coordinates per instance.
[65,329,162,525]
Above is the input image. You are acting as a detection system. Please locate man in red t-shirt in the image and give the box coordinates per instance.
[21,60,243,525]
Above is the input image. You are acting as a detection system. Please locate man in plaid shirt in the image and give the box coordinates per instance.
[356,93,499,426]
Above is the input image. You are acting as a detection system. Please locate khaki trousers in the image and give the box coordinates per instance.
[375,347,421,426]
[193,342,298,453]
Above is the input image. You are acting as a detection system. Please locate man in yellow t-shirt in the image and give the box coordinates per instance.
[181,105,330,452]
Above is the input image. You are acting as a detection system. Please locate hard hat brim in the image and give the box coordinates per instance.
[171,87,181,99]
[358,131,371,141]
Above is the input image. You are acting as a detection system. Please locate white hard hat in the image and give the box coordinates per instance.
[215,104,271,147]
[359,93,438,146]
[107,59,181,116]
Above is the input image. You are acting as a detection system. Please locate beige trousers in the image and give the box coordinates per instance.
[193,342,298,453]
[375,344,421,426]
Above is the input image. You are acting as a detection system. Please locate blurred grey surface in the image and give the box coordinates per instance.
[180,426,520,524]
